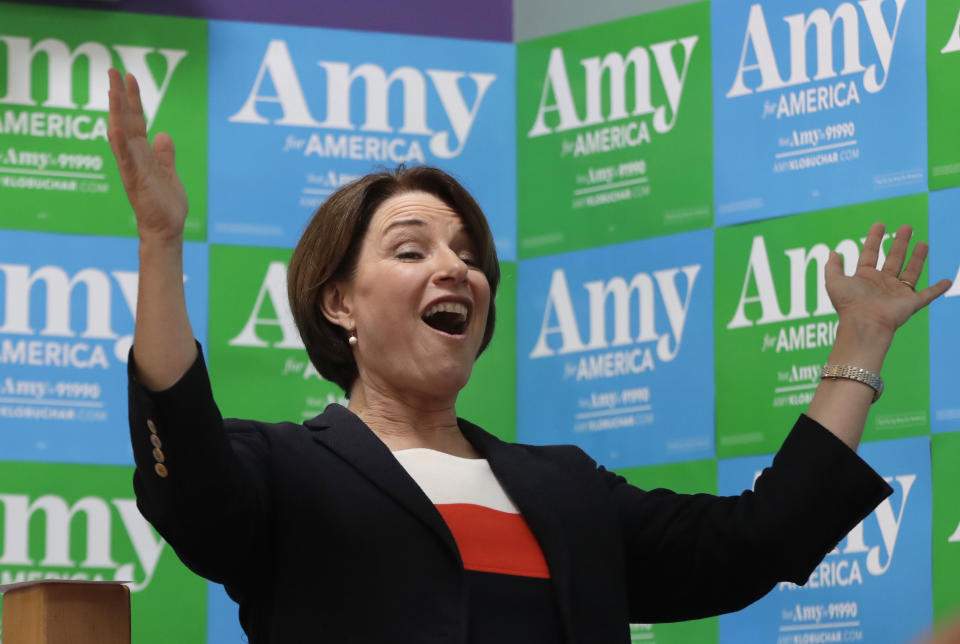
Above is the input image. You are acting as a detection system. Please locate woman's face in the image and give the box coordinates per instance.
[337,190,491,401]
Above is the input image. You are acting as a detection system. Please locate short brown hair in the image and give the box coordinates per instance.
[287,166,500,394]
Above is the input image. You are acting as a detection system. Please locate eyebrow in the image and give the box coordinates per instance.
[382,218,427,235]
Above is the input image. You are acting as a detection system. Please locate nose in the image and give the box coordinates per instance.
[433,246,469,285]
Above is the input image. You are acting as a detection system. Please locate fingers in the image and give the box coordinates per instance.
[107,69,155,184]
[108,68,128,136]
[108,69,134,171]
[858,222,885,269]
[124,73,148,138]
[107,69,147,138]
[825,249,844,281]
[917,278,954,308]
[899,241,928,286]
[881,224,913,276]
[126,73,145,120]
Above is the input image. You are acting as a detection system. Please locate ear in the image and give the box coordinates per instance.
[319,280,354,332]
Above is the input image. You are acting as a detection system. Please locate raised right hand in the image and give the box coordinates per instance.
[107,68,188,244]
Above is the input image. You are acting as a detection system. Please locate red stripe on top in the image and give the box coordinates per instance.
[435,503,550,579]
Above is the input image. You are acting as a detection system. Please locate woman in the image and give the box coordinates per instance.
[109,68,951,643]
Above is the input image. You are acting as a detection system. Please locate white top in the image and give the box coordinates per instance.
[392,448,520,514]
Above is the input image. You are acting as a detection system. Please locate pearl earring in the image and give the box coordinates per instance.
[348,334,358,346]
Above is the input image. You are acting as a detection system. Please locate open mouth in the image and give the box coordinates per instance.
[421,301,470,336]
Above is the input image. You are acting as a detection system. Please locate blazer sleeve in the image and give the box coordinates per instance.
[604,414,893,623]
[127,343,272,585]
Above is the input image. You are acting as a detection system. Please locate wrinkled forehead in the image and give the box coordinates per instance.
[370,191,469,239]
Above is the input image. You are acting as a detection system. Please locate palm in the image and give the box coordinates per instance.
[826,223,951,334]
[107,70,188,240]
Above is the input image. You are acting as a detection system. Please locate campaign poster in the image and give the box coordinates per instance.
[517,228,713,469]
[718,436,932,644]
[0,230,208,465]
[933,432,960,622]
[929,188,960,433]
[208,247,515,441]
[618,459,719,644]
[0,2,207,239]
[715,196,929,458]
[208,245,345,423]
[207,21,516,259]
[929,0,960,190]
[712,0,927,225]
[516,2,712,259]
[0,460,207,643]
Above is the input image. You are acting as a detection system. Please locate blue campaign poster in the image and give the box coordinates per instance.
[516,228,713,468]
[0,231,208,465]
[208,21,517,259]
[930,187,960,433]
[718,436,932,644]
[712,0,926,225]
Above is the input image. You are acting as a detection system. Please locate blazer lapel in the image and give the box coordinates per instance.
[305,405,461,564]
[459,420,577,643]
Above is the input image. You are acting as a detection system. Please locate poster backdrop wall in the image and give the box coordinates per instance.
[1,0,958,642]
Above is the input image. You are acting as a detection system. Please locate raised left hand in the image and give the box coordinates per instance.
[825,222,952,339]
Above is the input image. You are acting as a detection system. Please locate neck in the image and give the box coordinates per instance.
[346,378,479,458]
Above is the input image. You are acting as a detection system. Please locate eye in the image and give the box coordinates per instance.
[396,250,424,260]
[459,253,480,267]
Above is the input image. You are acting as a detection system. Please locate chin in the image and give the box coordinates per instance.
[418,364,475,399]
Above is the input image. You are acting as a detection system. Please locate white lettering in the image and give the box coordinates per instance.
[112,499,166,591]
[528,48,584,136]
[228,262,304,349]
[229,40,321,126]
[229,39,493,158]
[945,264,960,297]
[0,264,144,364]
[727,4,787,97]
[0,37,184,129]
[948,518,960,543]
[0,494,165,592]
[782,5,863,85]
[727,236,788,327]
[727,234,886,328]
[866,474,914,575]
[528,37,698,136]
[943,9,960,53]
[0,264,114,338]
[0,494,118,568]
[529,269,587,357]
[530,265,697,361]
[425,70,496,158]
[726,0,907,97]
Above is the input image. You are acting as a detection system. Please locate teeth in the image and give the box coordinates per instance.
[423,301,468,319]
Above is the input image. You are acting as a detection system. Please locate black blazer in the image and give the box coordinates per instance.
[128,349,892,643]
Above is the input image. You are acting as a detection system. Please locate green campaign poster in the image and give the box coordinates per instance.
[929,0,960,190]
[208,245,345,423]
[457,261,516,443]
[209,246,516,441]
[0,2,207,239]
[715,195,930,458]
[516,2,712,258]
[933,432,960,622]
[0,460,206,643]
[617,459,718,644]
